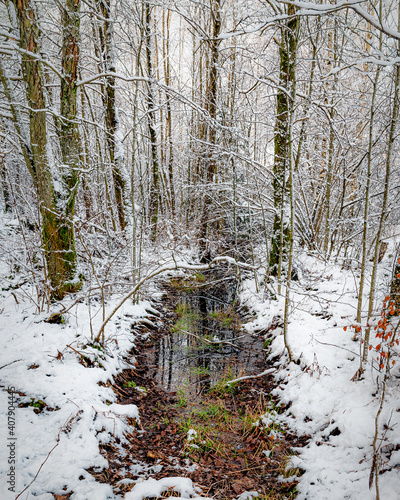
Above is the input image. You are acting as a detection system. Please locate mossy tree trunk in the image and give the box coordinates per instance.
[11,0,79,299]
[59,0,81,286]
[269,4,299,278]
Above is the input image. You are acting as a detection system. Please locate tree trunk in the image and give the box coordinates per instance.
[11,0,78,298]
[199,0,221,261]
[162,8,175,218]
[97,0,127,232]
[270,4,299,278]
[59,0,81,278]
[144,1,160,240]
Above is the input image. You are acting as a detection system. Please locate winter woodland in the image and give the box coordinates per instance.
[0,0,400,499]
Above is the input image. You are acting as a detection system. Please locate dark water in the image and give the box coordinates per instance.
[156,279,266,397]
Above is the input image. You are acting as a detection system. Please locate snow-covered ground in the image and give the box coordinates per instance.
[0,217,399,500]
[0,216,213,500]
[0,275,147,499]
[242,251,400,500]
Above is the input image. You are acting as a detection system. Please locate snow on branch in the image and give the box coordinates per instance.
[288,0,400,40]
[76,72,148,87]
[218,1,400,41]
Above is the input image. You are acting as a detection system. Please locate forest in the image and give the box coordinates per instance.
[0,0,400,498]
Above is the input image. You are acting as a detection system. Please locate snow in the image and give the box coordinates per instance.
[1,212,399,500]
[124,477,212,500]
[0,217,215,499]
[241,250,400,499]
[0,218,150,500]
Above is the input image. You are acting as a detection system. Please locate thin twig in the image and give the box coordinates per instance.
[180,329,239,349]
[65,344,86,357]
[0,359,22,370]
[225,367,277,385]
[15,413,77,499]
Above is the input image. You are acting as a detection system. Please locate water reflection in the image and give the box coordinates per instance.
[156,288,265,397]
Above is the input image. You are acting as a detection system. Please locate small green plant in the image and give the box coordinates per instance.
[194,402,234,427]
[124,380,137,388]
[27,398,47,413]
[123,381,147,393]
[179,416,194,434]
[208,307,237,327]
[263,337,273,350]
[208,366,239,396]
[175,302,190,317]
[193,272,206,282]
[88,342,105,353]
[180,417,227,459]
[172,310,198,333]
[175,388,187,408]
[29,399,46,409]
[189,365,210,377]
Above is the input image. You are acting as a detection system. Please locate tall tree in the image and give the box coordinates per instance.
[162,8,175,217]
[269,3,299,279]
[59,0,81,284]
[199,0,222,261]
[96,0,128,232]
[144,1,161,239]
[8,0,80,298]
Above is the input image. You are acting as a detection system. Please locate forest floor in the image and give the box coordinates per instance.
[0,224,400,499]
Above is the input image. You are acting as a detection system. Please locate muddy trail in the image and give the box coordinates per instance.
[90,272,308,499]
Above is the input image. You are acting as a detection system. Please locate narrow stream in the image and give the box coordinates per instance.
[156,273,266,397]
[101,271,302,499]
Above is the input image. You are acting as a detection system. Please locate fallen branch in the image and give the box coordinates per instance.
[0,359,22,370]
[225,367,277,385]
[95,256,258,343]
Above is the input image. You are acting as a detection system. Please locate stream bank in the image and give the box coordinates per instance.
[91,271,308,499]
